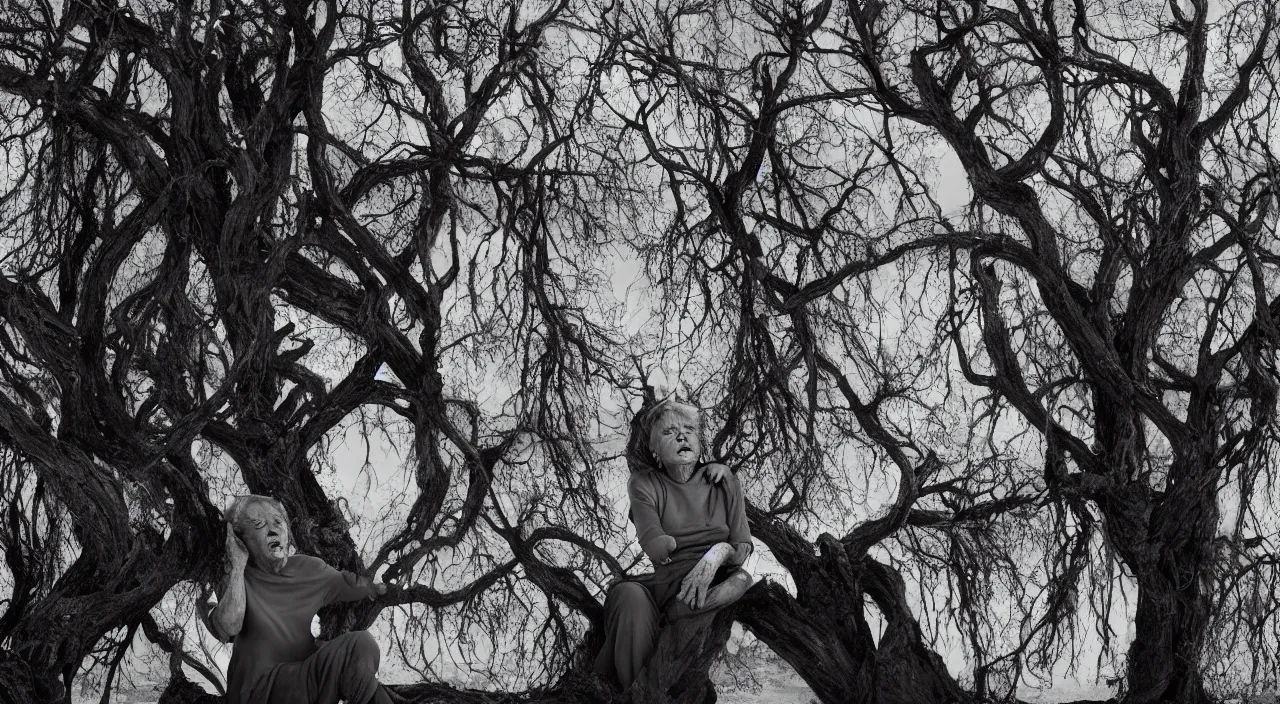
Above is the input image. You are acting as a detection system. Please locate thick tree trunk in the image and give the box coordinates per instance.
[0,490,219,704]
[1125,575,1211,704]
[1119,488,1216,704]
[628,606,737,704]
[737,580,877,704]
[0,650,47,704]
[738,559,968,704]
[159,671,223,704]
[861,558,969,704]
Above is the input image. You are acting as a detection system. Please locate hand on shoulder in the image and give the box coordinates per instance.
[702,462,733,484]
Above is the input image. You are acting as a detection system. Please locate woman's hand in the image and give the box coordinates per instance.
[703,463,731,484]
[678,543,733,609]
[225,523,249,570]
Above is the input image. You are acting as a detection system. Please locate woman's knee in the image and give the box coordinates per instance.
[608,583,658,622]
[608,582,654,611]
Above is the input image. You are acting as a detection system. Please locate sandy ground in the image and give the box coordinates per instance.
[75,660,1122,704]
[713,658,1118,704]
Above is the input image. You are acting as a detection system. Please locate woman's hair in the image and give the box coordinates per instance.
[627,398,707,472]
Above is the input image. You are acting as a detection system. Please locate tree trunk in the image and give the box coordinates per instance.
[0,494,218,704]
[861,558,969,704]
[1125,577,1211,704]
[1119,488,1216,704]
[158,671,223,704]
[737,580,877,704]
[0,650,47,704]
[738,558,969,704]
[628,606,737,704]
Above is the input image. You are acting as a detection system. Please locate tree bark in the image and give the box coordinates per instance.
[737,559,970,704]
[0,650,45,704]
[159,670,223,704]
[1114,484,1217,704]
[737,580,877,704]
[861,558,969,704]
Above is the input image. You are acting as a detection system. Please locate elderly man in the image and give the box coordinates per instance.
[202,495,398,704]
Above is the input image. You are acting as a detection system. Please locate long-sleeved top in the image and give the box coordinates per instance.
[628,464,752,568]
[210,555,380,704]
[593,464,755,682]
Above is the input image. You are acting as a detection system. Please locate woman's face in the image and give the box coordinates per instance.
[649,409,701,468]
[235,501,291,570]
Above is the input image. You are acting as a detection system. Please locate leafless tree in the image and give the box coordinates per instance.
[0,0,626,700]
[594,1,1280,703]
[592,1,1064,702]
[5,0,1279,702]
[827,0,1280,701]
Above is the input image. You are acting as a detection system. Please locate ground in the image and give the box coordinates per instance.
[72,651,1126,704]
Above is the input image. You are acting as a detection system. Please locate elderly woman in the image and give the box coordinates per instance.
[201,495,398,704]
[594,398,755,688]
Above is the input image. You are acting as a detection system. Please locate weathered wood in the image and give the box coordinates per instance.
[0,650,48,704]
[737,580,876,704]
[158,670,223,704]
[861,558,969,704]
[628,606,737,704]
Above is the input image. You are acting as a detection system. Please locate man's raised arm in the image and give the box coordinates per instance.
[204,523,250,642]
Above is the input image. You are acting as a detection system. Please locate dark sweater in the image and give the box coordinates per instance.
[628,464,752,566]
[218,555,379,704]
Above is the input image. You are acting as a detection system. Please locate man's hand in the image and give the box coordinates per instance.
[677,543,733,609]
[703,463,731,484]
[226,523,249,570]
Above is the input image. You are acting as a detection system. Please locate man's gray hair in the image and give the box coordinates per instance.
[224,494,288,534]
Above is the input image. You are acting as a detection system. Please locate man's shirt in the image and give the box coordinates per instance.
[206,555,379,704]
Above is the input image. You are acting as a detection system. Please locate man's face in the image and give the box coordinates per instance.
[649,409,701,469]
[236,501,290,569]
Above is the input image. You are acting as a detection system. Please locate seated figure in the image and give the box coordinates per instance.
[200,495,398,704]
[594,398,755,688]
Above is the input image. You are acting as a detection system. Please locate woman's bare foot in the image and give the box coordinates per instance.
[700,569,752,610]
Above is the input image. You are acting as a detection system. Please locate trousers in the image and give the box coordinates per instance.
[249,631,385,704]
[593,562,738,687]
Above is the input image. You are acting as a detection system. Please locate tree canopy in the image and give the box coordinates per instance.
[1,0,1279,703]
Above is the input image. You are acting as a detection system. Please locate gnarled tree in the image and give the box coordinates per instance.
[0,0,624,700]
[832,0,1280,701]
[6,0,1280,702]
[594,0,1055,702]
